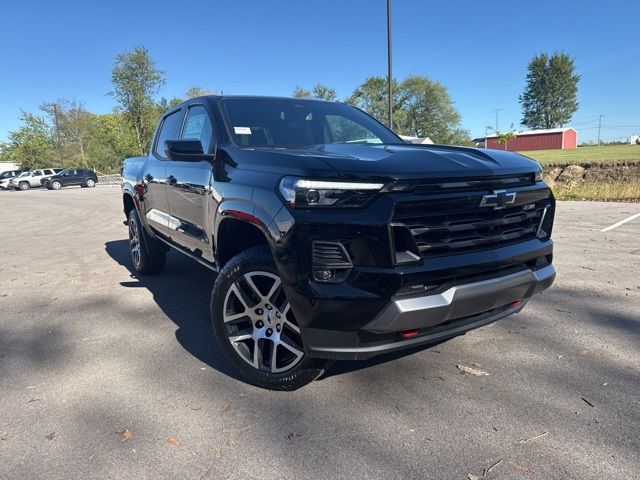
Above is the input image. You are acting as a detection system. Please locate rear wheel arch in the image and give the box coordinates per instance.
[123,192,136,221]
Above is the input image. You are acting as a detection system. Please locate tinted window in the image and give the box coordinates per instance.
[43,169,53,175]
[181,105,213,153]
[220,98,400,148]
[154,110,182,159]
[33,170,43,176]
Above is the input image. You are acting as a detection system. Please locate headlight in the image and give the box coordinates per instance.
[534,168,543,182]
[279,177,384,208]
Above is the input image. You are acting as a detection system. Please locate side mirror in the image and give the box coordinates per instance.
[165,139,213,162]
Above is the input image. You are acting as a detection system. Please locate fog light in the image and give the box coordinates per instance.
[315,269,335,281]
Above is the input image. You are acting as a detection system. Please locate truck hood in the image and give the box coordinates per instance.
[299,144,540,181]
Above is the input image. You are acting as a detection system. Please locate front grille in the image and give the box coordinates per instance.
[413,173,534,195]
[393,198,549,258]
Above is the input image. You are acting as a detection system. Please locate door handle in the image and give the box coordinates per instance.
[166,175,177,186]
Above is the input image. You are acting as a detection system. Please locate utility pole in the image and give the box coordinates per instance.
[491,108,503,132]
[597,114,604,146]
[386,0,393,130]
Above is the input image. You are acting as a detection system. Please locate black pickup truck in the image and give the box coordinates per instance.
[121,96,555,390]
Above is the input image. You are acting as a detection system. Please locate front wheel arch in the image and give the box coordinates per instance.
[216,218,270,269]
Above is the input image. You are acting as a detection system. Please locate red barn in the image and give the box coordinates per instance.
[486,127,577,151]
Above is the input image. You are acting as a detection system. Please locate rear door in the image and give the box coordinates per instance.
[29,170,44,186]
[142,108,184,238]
[165,103,216,261]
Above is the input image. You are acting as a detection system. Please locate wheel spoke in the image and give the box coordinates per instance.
[266,277,282,304]
[278,334,304,359]
[283,318,300,334]
[223,284,252,323]
[252,339,264,369]
[229,333,253,343]
[270,343,279,372]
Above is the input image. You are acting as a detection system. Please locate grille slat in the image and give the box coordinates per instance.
[394,199,548,258]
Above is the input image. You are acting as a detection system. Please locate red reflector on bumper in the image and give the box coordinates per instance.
[400,329,419,338]
[510,300,522,308]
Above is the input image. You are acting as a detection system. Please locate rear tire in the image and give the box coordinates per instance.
[127,209,166,274]
[210,246,328,390]
[85,178,96,188]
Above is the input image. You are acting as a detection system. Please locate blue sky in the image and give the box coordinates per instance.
[1,0,639,143]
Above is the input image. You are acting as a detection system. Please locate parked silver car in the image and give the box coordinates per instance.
[9,168,62,190]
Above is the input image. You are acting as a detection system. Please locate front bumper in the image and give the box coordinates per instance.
[304,264,555,360]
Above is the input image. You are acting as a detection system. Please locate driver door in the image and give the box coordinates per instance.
[165,103,216,262]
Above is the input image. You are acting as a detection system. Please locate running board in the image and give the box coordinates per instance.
[155,236,218,272]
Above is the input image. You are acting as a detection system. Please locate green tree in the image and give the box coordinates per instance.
[312,84,337,101]
[86,113,139,173]
[185,86,217,98]
[347,75,469,144]
[292,86,311,98]
[520,52,580,129]
[110,46,165,155]
[347,76,402,128]
[396,75,469,144]
[493,124,518,150]
[0,111,57,170]
[41,99,94,166]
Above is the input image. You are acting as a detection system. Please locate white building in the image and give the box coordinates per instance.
[0,162,20,173]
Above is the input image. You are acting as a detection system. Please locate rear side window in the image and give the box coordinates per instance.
[181,105,213,153]
[154,110,182,159]
[43,169,53,175]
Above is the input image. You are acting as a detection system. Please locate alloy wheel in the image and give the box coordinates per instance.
[129,217,141,267]
[52,181,61,190]
[87,179,95,187]
[223,271,303,373]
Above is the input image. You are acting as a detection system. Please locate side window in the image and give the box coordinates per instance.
[154,110,182,159]
[44,169,53,175]
[33,170,43,176]
[181,105,213,153]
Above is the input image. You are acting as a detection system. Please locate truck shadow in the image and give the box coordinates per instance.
[104,239,446,385]
[104,239,241,382]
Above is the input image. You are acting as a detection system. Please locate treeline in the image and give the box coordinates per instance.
[0,46,473,173]
[0,47,215,173]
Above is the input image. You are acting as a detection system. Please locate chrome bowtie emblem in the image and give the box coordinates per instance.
[479,190,516,209]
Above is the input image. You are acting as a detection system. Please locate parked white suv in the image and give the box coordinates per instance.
[10,168,62,190]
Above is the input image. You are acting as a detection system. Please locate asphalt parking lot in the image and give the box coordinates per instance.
[0,187,638,480]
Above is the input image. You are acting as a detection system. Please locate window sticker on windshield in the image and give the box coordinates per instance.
[234,126,252,135]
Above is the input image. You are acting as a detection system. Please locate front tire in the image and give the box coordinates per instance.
[210,246,328,390]
[127,209,166,274]
[18,182,30,191]
[51,181,62,190]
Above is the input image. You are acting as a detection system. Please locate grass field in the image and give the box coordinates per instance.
[518,144,640,165]
[553,181,640,201]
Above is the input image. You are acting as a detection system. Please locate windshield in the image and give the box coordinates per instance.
[220,98,401,148]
